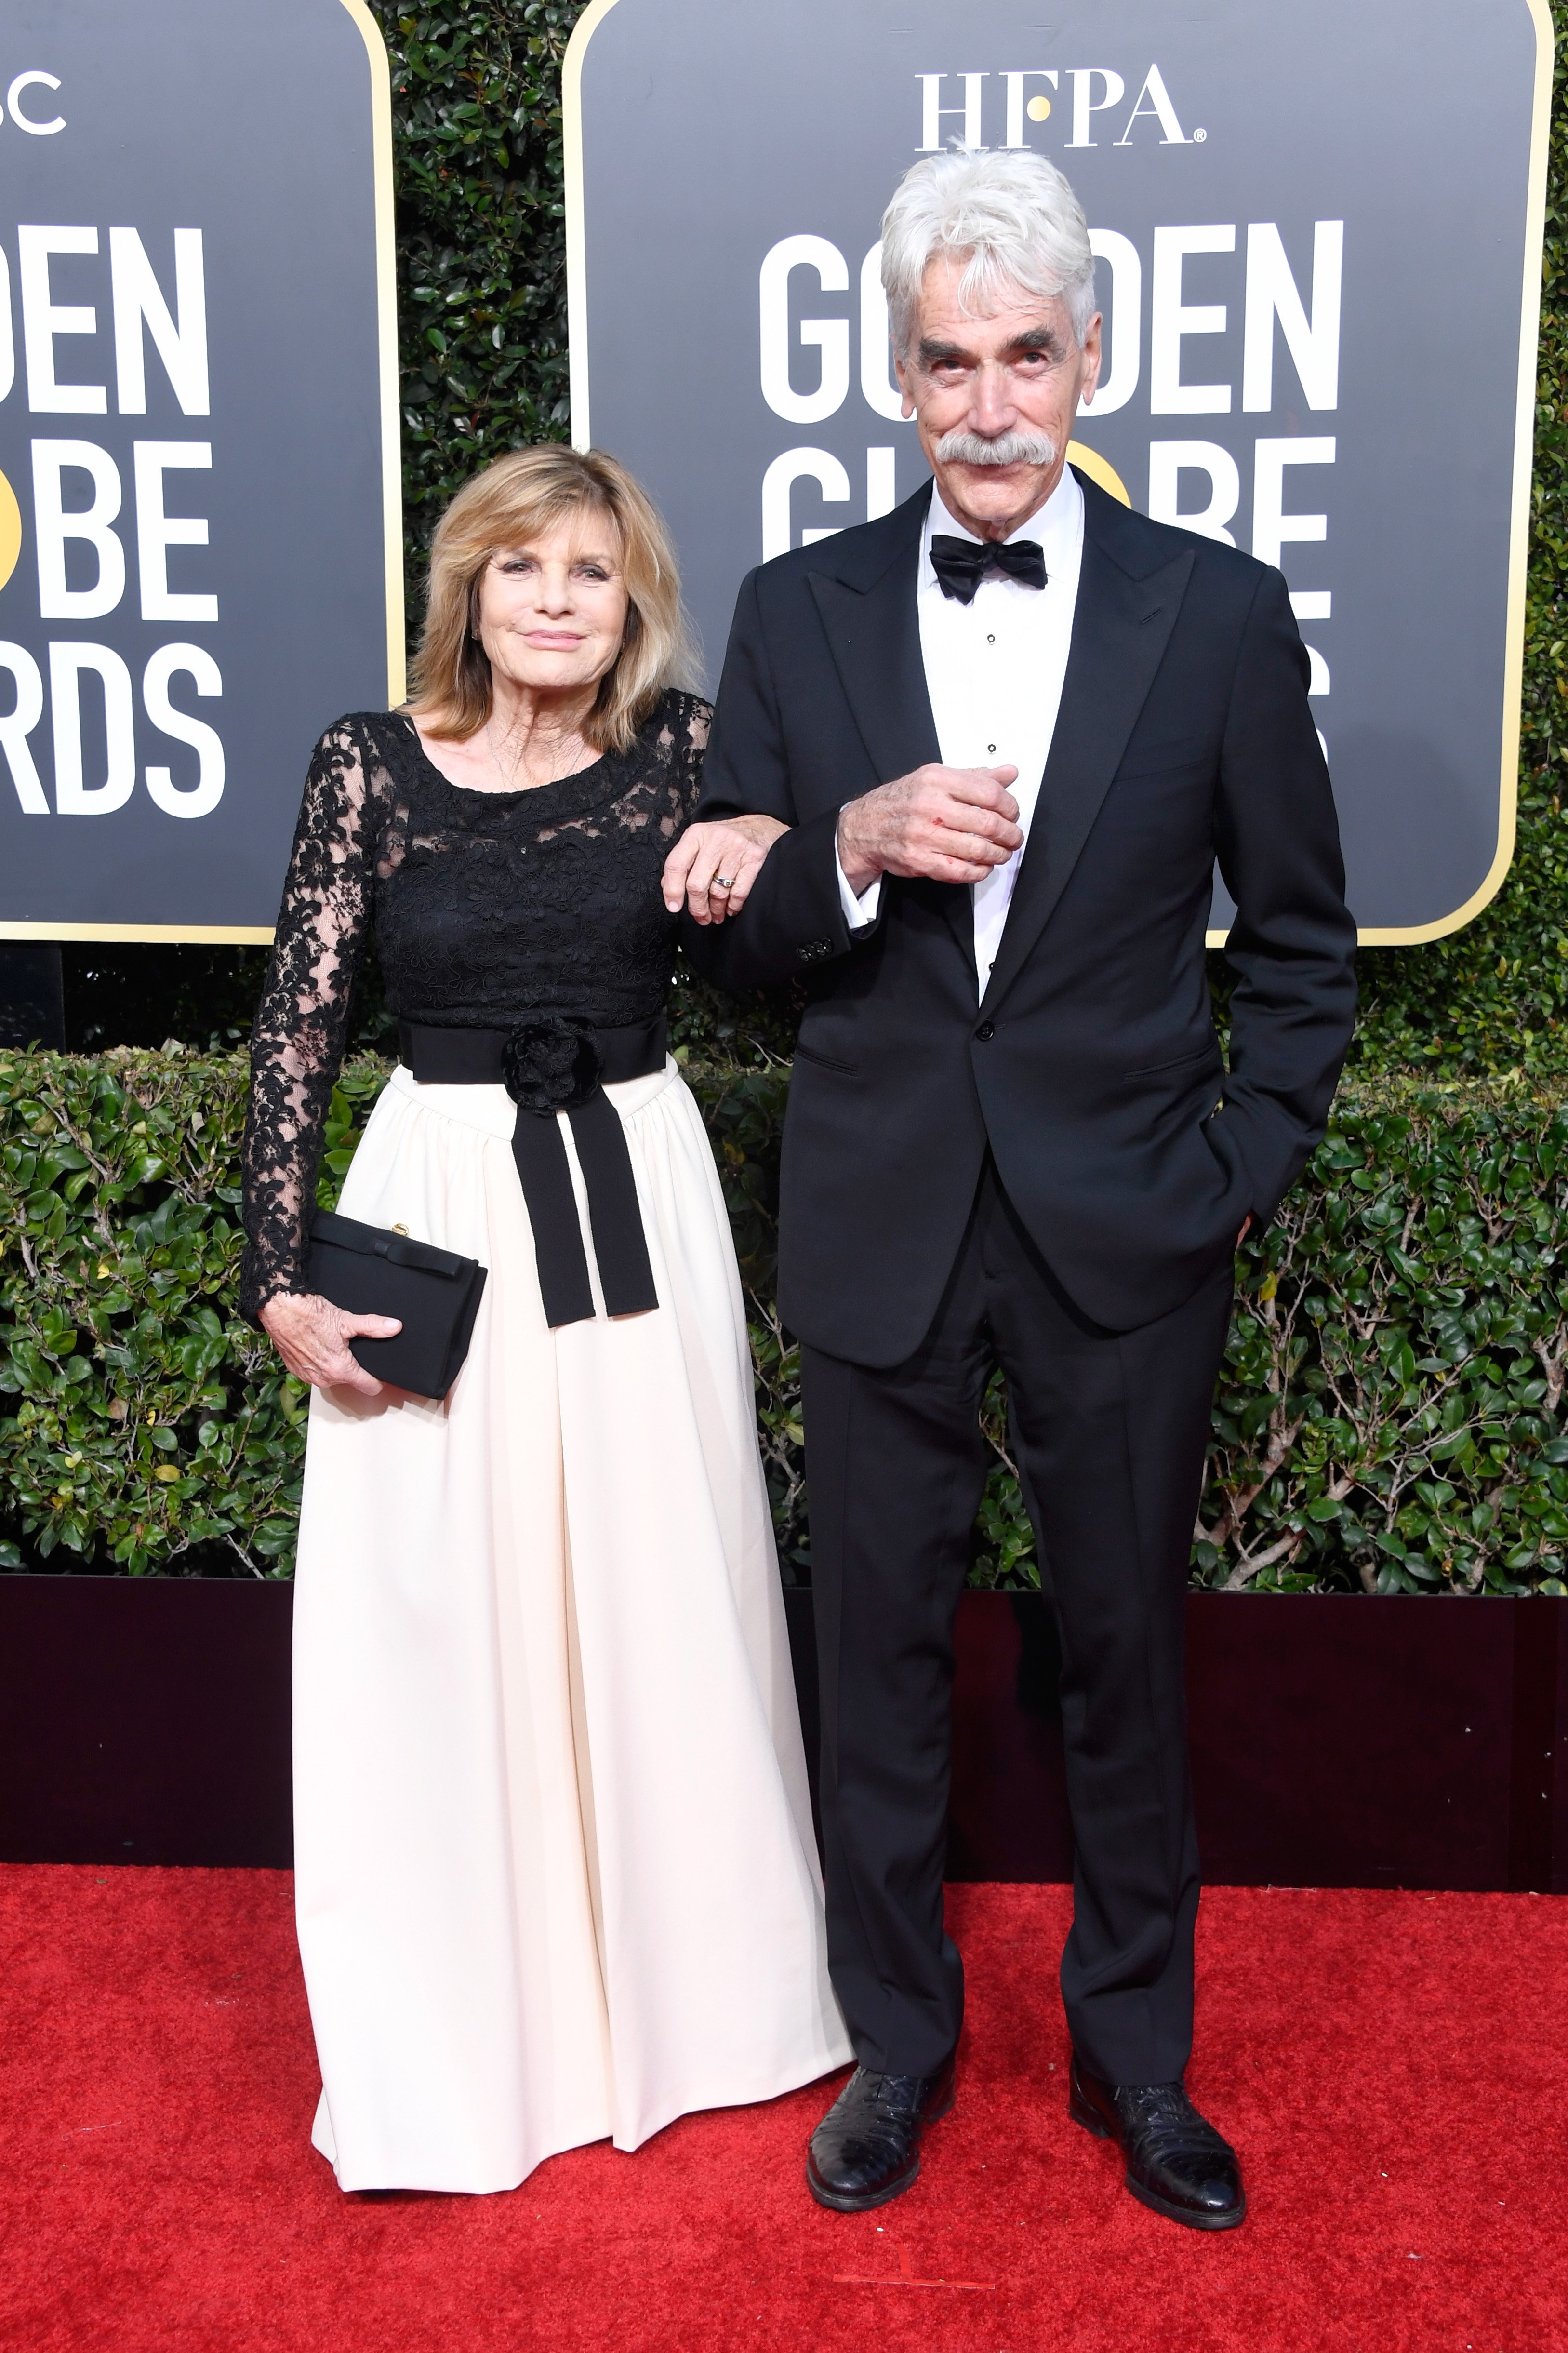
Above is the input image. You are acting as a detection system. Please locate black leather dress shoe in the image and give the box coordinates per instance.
[806,2060,956,2212]
[1069,2055,1245,2230]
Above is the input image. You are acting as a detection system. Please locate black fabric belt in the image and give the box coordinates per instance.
[398,1016,665,1329]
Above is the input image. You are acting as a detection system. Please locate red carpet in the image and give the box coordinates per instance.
[1,1869,1564,2353]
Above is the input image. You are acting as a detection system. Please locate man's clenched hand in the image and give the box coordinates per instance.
[837,764,1022,893]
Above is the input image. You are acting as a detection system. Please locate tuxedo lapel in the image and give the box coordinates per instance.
[807,485,972,966]
[807,554,938,784]
[979,505,1195,1014]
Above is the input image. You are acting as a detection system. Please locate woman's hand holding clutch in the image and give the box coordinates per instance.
[261,1291,403,1397]
[662,814,789,924]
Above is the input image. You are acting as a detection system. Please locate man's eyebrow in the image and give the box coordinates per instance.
[918,325,1065,365]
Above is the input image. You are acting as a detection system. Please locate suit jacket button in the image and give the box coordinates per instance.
[974,1021,995,1042]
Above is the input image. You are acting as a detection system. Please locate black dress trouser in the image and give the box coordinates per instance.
[800,1160,1234,2088]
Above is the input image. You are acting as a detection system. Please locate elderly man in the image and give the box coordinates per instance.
[669,148,1356,2225]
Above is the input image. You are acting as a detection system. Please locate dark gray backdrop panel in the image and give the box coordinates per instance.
[0,0,394,931]
[573,0,1545,937]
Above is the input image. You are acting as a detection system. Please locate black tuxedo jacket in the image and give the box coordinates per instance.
[685,470,1357,1367]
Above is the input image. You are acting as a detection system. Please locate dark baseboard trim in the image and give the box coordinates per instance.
[0,1575,294,1867]
[1,1579,1563,1888]
[944,1591,1568,1893]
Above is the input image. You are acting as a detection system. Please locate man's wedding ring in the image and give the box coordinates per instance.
[714,875,734,890]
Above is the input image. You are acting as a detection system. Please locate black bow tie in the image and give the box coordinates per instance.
[930,534,1048,604]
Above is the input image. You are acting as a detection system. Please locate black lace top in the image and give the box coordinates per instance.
[239,689,710,1321]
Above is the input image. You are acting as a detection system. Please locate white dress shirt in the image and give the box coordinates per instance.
[837,466,1086,995]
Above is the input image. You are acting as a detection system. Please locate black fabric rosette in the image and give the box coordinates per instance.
[501,1016,604,1117]
[396,1011,659,1326]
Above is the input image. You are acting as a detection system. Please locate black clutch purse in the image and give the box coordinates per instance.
[305,1210,487,1400]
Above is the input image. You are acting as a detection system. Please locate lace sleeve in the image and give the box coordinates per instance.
[677,696,711,814]
[239,719,379,1323]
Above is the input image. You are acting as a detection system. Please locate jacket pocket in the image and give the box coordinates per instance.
[1127,1042,1224,1081]
[793,1041,861,1076]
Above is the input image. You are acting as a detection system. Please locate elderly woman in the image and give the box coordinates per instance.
[241,444,848,2195]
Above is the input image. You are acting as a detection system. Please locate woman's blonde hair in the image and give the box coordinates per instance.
[408,445,699,753]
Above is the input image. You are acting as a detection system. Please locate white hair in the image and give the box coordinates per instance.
[879,149,1097,357]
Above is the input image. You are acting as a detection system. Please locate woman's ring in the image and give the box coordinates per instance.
[714,876,734,891]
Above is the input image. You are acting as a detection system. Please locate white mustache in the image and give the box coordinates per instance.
[934,428,1058,468]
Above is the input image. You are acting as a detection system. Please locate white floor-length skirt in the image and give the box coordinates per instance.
[291,1059,850,2193]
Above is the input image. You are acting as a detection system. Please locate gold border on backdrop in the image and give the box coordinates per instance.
[0,0,406,948]
[564,0,629,452]
[566,0,1556,954]
[348,0,409,717]
[1304,0,1555,950]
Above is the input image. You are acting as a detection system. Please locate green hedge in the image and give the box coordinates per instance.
[2,1050,1566,1598]
[372,0,583,602]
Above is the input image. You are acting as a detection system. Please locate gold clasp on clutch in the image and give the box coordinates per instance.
[392,1223,409,1236]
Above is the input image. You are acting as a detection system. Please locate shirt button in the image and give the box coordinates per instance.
[987,634,996,644]
[987,744,997,754]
